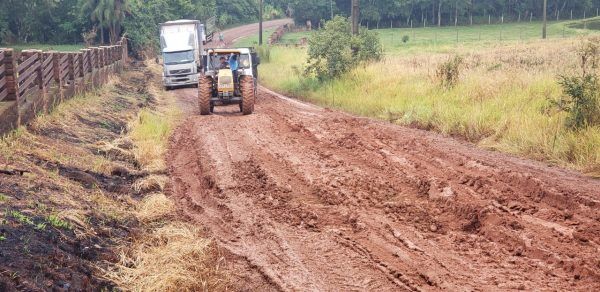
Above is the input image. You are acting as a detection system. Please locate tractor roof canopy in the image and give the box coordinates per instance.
[206,48,252,55]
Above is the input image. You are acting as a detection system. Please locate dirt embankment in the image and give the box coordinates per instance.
[168,84,600,291]
[0,63,163,290]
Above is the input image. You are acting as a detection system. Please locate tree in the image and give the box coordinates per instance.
[290,0,331,27]
[82,0,107,44]
[82,0,131,44]
[122,0,216,55]
[306,16,382,80]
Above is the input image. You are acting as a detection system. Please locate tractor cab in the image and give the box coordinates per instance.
[198,48,260,115]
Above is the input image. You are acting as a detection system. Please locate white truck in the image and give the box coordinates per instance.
[160,19,213,89]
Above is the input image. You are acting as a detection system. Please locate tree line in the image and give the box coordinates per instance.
[0,0,274,47]
[278,0,600,28]
[1,1,598,49]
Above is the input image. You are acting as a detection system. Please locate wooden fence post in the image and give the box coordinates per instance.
[67,52,75,95]
[18,50,42,125]
[115,42,123,73]
[1,49,17,102]
[80,49,91,90]
[89,47,99,87]
[0,48,19,134]
[72,52,82,94]
[77,52,84,79]
[99,47,108,83]
[42,51,57,110]
[31,51,43,92]
[39,51,51,112]
[111,46,117,73]
[53,52,63,102]
[121,37,128,65]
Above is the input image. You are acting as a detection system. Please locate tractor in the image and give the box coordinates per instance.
[198,48,260,115]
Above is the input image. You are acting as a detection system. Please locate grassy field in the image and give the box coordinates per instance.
[1,43,84,52]
[276,18,599,54]
[257,19,600,176]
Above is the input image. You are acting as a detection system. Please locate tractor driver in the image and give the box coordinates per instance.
[229,54,240,95]
[218,56,229,69]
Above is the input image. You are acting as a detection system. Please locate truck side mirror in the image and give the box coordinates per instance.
[251,52,260,66]
[202,55,208,71]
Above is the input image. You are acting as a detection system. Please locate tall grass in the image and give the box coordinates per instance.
[259,39,600,176]
[106,62,227,290]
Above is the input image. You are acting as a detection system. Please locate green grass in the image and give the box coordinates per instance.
[1,43,84,52]
[278,18,598,54]
[46,215,72,230]
[258,23,600,176]
[7,210,34,225]
[278,31,311,45]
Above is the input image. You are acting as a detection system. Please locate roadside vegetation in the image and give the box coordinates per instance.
[104,62,227,291]
[259,18,600,176]
[0,62,226,290]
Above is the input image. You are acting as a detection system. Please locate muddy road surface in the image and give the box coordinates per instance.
[167,86,599,291]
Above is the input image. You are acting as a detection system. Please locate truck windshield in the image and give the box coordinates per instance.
[164,50,194,65]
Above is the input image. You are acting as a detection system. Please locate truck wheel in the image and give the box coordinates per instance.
[199,76,212,115]
[240,76,255,115]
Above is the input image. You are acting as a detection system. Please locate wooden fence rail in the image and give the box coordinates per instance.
[0,37,128,135]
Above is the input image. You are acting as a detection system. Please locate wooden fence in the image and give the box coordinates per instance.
[0,37,128,135]
[268,24,308,47]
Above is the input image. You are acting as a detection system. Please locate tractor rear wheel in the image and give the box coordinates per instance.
[198,76,212,115]
[240,76,255,115]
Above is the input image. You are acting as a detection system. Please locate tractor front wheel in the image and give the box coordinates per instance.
[240,76,255,115]
[198,76,212,115]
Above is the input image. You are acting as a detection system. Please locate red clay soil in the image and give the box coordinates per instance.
[167,86,600,291]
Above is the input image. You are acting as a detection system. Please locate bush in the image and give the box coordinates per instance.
[305,16,382,80]
[436,55,463,88]
[553,37,600,129]
[353,29,384,62]
[557,75,600,129]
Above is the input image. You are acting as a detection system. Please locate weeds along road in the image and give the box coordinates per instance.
[166,22,600,291]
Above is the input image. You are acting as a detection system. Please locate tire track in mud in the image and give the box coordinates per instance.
[167,87,600,291]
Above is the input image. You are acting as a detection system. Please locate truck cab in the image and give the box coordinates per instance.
[160,20,206,89]
[162,45,198,88]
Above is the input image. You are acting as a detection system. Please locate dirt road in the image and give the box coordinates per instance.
[168,87,600,291]
[208,19,293,47]
[166,24,600,291]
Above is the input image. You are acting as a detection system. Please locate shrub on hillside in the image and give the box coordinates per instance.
[553,37,600,129]
[305,16,382,80]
